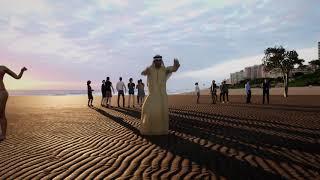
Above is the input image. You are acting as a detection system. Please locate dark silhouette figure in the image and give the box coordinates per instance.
[245,80,251,104]
[136,80,140,104]
[127,78,135,108]
[223,81,229,103]
[195,82,200,104]
[105,77,115,108]
[87,80,94,107]
[220,81,229,103]
[116,77,126,107]
[262,79,270,104]
[210,80,218,104]
[101,80,106,106]
[0,66,27,141]
[136,79,145,107]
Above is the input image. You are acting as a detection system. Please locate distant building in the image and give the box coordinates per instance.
[231,64,283,84]
[318,42,320,60]
[230,70,244,84]
[225,78,231,84]
[244,64,265,80]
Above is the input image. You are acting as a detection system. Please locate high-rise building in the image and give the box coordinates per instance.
[230,70,244,84]
[318,42,320,60]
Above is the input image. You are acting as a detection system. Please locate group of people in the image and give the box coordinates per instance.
[89,55,181,136]
[195,80,230,104]
[195,79,271,104]
[0,55,273,141]
[245,79,271,104]
[87,77,146,108]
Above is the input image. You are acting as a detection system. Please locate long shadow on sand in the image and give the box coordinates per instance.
[220,103,320,113]
[114,107,320,150]
[93,107,283,180]
[111,107,320,175]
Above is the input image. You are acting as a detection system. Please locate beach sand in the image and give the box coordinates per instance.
[1,95,320,179]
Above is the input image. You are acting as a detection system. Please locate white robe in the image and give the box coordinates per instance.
[140,64,177,135]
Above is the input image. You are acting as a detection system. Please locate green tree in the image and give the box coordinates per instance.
[309,59,320,71]
[262,46,304,97]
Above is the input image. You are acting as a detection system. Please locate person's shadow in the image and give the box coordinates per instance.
[92,107,286,179]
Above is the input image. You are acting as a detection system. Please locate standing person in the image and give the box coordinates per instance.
[105,77,115,108]
[262,79,270,104]
[87,80,94,107]
[223,81,229,103]
[210,80,217,104]
[127,78,135,108]
[116,77,126,107]
[136,80,140,105]
[101,80,106,107]
[219,82,225,103]
[140,55,180,135]
[195,82,200,104]
[245,80,251,104]
[137,79,146,107]
[0,66,27,141]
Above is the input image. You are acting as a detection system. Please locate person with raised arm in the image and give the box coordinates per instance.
[0,66,27,141]
[140,55,180,135]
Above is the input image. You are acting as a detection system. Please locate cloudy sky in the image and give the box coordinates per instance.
[1,0,319,92]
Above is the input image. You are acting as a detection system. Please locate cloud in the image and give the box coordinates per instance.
[0,0,318,91]
[97,0,129,9]
[0,0,52,15]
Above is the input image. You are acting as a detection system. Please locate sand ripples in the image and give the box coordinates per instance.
[1,103,319,179]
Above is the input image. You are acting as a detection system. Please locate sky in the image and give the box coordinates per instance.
[1,0,319,92]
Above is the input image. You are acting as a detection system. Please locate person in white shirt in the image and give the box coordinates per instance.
[195,82,200,104]
[245,80,251,104]
[116,77,127,107]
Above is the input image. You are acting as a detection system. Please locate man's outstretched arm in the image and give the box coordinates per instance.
[141,67,150,76]
[166,58,180,73]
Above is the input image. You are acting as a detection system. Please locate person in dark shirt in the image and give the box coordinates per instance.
[210,80,217,104]
[128,78,135,108]
[220,81,226,103]
[105,77,114,108]
[222,81,229,103]
[136,79,145,107]
[87,80,94,107]
[101,80,106,107]
[262,79,271,104]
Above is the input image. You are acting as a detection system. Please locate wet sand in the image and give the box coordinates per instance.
[1,95,320,179]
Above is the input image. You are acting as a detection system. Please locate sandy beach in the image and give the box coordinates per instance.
[0,95,320,179]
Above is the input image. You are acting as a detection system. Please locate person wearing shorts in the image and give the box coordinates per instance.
[101,80,106,106]
[137,79,145,106]
[128,78,135,108]
[105,77,114,108]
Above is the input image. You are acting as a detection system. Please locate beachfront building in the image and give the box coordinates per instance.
[226,78,231,84]
[244,64,266,80]
[231,64,282,84]
[318,42,320,60]
[230,70,244,84]
[230,63,314,84]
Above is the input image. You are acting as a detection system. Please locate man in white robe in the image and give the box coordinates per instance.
[140,55,180,135]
